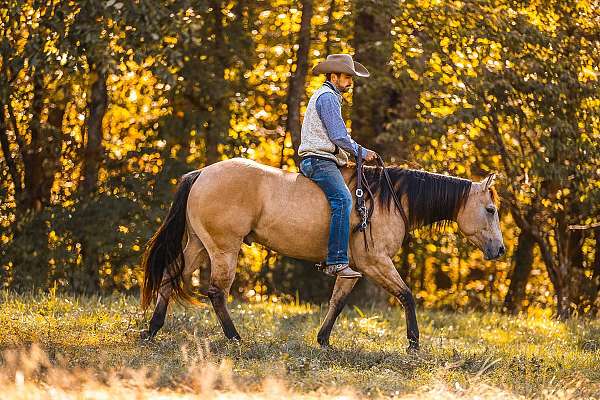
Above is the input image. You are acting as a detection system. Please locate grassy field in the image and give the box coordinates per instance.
[0,291,599,399]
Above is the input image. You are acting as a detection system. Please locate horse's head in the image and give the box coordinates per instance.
[456,173,505,260]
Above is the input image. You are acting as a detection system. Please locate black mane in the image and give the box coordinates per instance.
[349,165,473,231]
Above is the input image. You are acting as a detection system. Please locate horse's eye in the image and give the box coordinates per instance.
[486,206,496,214]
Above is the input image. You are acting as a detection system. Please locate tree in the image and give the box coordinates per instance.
[285,0,312,166]
[389,0,600,317]
[503,230,535,314]
[351,0,404,157]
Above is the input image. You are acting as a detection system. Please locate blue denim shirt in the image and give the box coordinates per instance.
[316,81,368,159]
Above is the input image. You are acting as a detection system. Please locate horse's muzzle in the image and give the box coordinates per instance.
[484,244,506,260]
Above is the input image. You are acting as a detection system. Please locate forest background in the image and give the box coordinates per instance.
[1,0,599,320]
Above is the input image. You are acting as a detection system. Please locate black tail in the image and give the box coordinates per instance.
[141,170,202,309]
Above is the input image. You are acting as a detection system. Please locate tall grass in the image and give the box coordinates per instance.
[1,291,598,399]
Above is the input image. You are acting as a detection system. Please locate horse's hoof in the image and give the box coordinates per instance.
[407,344,420,353]
[140,329,155,342]
[317,338,331,349]
[228,335,242,343]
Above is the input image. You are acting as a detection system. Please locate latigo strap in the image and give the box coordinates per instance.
[354,145,373,250]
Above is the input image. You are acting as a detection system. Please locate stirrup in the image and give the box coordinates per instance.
[315,262,326,272]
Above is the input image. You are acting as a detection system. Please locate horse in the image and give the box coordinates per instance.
[140,157,504,351]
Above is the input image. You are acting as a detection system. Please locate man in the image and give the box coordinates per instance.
[298,53,377,279]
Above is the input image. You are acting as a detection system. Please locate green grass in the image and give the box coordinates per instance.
[1,291,599,399]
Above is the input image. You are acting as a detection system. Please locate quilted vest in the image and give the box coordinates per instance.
[298,84,349,167]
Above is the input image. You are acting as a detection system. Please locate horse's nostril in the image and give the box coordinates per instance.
[498,245,506,257]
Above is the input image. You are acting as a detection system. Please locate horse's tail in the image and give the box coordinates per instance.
[140,170,202,310]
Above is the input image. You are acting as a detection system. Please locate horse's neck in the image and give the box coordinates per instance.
[342,165,464,232]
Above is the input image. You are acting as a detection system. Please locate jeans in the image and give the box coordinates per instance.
[299,157,352,265]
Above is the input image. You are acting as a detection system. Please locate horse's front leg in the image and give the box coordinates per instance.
[317,276,359,347]
[357,255,419,351]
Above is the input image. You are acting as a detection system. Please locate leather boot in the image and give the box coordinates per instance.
[319,263,362,279]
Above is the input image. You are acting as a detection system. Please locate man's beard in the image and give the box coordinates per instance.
[339,85,351,93]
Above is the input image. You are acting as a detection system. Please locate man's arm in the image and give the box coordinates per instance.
[316,92,368,159]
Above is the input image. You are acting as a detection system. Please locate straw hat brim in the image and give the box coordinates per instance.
[312,60,370,77]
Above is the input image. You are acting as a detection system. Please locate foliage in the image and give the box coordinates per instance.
[385,0,600,316]
[0,0,598,315]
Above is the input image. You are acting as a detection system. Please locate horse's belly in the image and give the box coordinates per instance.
[250,223,328,262]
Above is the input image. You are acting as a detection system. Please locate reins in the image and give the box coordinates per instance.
[354,147,409,250]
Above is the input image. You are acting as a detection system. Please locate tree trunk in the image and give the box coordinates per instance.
[592,229,600,310]
[77,71,107,293]
[286,0,312,167]
[567,229,593,312]
[533,232,568,318]
[204,0,229,165]
[555,227,576,320]
[76,236,101,293]
[82,69,108,193]
[39,91,68,203]
[555,271,571,320]
[503,230,535,314]
[550,224,588,318]
[19,77,67,211]
[351,1,398,155]
[324,0,336,57]
[0,105,21,195]
[22,75,45,212]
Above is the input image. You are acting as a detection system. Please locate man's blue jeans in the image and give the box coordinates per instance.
[299,157,352,265]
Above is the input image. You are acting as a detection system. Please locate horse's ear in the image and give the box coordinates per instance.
[482,173,496,190]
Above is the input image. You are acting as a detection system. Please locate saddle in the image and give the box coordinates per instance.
[353,145,408,250]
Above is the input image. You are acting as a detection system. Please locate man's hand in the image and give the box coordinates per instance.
[364,149,378,162]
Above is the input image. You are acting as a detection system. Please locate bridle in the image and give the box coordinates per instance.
[354,146,409,250]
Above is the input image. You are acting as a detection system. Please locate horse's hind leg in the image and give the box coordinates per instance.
[206,247,241,340]
[142,233,206,340]
[317,276,359,347]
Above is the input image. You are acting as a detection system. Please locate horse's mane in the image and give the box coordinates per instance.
[348,165,474,232]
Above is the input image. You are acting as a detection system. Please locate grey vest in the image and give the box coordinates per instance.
[298,84,349,167]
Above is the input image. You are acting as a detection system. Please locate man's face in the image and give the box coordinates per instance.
[331,73,353,93]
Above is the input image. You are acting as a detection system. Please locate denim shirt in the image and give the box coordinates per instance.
[315,81,368,159]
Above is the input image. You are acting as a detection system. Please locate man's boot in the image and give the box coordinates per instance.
[317,263,362,279]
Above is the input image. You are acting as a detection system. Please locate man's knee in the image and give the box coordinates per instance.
[330,192,352,212]
[341,189,353,212]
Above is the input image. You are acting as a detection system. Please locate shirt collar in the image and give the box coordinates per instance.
[324,80,343,100]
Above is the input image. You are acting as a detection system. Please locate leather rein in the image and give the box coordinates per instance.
[354,146,409,250]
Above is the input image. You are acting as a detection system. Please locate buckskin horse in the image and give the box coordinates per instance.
[140,157,504,351]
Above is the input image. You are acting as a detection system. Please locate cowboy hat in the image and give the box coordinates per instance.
[312,54,370,77]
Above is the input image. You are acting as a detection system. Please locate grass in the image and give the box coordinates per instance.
[0,291,599,399]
